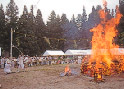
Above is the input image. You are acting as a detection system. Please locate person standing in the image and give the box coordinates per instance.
[28,56,32,67]
[1,57,4,68]
[24,55,28,68]
[17,55,24,72]
[4,58,11,74]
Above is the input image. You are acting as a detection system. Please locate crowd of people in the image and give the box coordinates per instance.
[0,55,83,74]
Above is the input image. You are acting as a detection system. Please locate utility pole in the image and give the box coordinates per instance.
[10,28,13,59]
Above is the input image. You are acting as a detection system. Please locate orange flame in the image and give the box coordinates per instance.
[89,7,122,68]
[65,65,71,74]
[81,0,123,77]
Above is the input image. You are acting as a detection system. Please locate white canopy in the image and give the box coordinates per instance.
[43,50,65,56]
[111,48,124,55]
[89,48,124,55]
[65,49,92,55]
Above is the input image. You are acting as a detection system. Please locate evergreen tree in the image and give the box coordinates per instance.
[18,5,39,56]
[61,13,70,40]
[76,14,82,30]
[47,10,56,38]
[17,5,29,55]
[35,9,46,53]
[80,6,88,47]
[117,0,124,47]
[6,0,19,29]
[5,0,19,56]
[119,0,124,15]
[47,10,56,26]
[61,14,69,25]
[25,5,40,56]
[47,11,64,50]
[0,4,6,52]
[111,9,114,18]
[88,6,97,29]
[70,14,76,23]
[56,15,65,50]
[82,6,87,23]
[86,5,102,48]
[61,14,80,50]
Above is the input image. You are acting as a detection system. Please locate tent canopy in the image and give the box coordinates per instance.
[65,49,91,55]
[43,50,65,56]
[89,48,124,55]
[111,48,124,55]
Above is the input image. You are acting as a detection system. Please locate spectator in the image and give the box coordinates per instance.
[4,58,11,74]
[1,57,4,68]
[24,55,28,68]
[27,56,32,67]
[17,55,24,72]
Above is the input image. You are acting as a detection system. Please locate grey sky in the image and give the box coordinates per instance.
[0,0,119,22]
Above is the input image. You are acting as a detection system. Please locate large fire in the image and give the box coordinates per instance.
[81,0,124,81]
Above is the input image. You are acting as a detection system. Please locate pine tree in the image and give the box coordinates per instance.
[0,4,6,51]
[25,5,40,56]
[86,5,102,49]
[61,14,69,25]
[5,0,19,56]
[47,11,64,50]
[35,9,46,53]
[61,14,70,38]
[111,9,114,18]
[76,14,82,30]
[70,14,76,23]
[6,0,19,29]
[119,0,124,15]
[81,6,88,45]
[17,5,29,55]
[82,6,87,23]
[117,0,124,47]
[61,14,80,50]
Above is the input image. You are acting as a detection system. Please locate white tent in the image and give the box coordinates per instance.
[87,48,124,55]
[65,49,92,55]
[84,49,92,55]
[43,50,65,56]
[111,48,124,55]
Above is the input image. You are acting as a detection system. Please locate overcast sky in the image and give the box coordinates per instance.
[0,0,119,22]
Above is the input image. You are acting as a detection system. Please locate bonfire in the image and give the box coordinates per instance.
[81,0,123,82]
[64,65,71,76]
[60,65,78,76]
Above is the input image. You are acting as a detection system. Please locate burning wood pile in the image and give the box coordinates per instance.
[64,65,72,76]
[81,0,124,83]
[60,65,78,76]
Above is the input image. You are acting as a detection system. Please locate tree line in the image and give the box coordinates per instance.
[0,0,124,57]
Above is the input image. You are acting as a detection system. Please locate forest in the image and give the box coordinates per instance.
[0,0,124,56]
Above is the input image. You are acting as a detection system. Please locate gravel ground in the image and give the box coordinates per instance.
[0,64,124,89]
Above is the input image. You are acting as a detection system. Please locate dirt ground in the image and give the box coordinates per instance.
[0,64,124,89]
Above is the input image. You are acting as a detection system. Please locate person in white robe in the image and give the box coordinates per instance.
[17,55,24,72]
[4,58,11,74]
